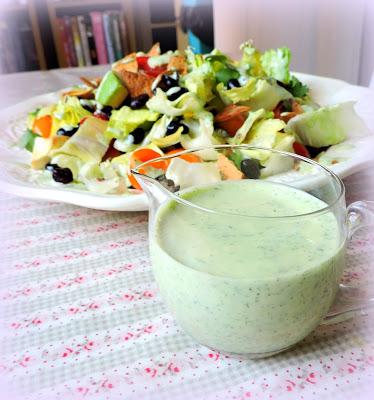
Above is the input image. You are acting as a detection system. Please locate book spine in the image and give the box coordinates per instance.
[63,16,77,67]
[102,12,116,64]
[71,16,85,67]
[56,17,71,67]
[77,15,92,66]
[118,15,129,55]
[111,12,123,60]
[90,12,108,65]
[85,16,98,65]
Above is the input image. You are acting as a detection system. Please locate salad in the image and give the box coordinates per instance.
[20,41,367,194]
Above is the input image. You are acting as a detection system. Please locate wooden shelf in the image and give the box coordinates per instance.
[50,0,121,10]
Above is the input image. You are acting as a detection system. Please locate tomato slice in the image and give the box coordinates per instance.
[136,56,167,77]
[293,142,310,158]
[33,115,52,138]
[136,56,149,70]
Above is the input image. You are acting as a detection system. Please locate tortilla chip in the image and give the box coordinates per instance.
[114,70,154,98]
[167,55,187,75]
[79,76,100,88]
[62,87,94,99]
[147,42,161,56]
[113,59,138,74]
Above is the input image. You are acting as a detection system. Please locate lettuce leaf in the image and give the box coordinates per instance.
[53,96,92,128]
[216,78,257,104]
[182,62,215,103]
[227,109,268,145]
[287,101,368,147]
[106,106,159,140]
[217,78,291,110]
[146,88,204,118]
[260,47,291,84]
[180,111,218,160]
[239,41,265,77]
[52,116,110,163]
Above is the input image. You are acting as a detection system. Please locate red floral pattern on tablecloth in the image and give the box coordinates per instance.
[0,194,373,400]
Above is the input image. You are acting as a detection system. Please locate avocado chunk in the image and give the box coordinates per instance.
[95,71,128,108]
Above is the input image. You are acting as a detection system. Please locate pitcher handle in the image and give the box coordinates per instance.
[321,201,374,325]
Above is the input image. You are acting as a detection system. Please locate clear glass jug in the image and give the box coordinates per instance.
[132,145,374,358]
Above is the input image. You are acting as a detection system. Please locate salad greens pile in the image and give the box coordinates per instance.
[20,41,367,194]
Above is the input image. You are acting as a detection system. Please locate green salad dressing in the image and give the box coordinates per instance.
[150,180,345,355]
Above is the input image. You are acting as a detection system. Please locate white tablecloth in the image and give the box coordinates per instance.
[0,67,373,400]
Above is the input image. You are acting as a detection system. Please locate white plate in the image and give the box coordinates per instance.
[0,73,373,211]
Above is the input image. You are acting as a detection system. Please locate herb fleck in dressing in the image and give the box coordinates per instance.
[150,180,344,355]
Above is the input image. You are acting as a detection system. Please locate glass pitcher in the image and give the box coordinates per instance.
[132,145,374,358]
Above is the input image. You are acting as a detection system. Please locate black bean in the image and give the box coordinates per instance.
[101,105,113,115]
[52,167,73,184]
[56,126,79,137]
[167,87,188,101]
[305,145,329,159]
[45,163,58,172]
[130,94,150,109]
[227,78,240,89]
[166,120,189,135]
[155,74,179,93]
[129,128,145,144]
[240,158,263,179]
[81,103,96,113]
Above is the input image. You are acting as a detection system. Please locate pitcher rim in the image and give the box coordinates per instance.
[131,145,345,220]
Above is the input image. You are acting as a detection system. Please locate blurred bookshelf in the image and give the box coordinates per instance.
[0,0,187,74]
[0,0,47,73]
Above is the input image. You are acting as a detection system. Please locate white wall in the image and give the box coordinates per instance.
[213,0,373,86]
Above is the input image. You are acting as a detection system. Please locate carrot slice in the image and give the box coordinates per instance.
[165,148,201,164]
[214,105,250,137]
[33,115,52,138]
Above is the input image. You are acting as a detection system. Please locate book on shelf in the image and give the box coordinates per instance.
[71,16,85,67]
[77,15,92,66]
[102,11,116,64]
[0,13,38,74]
[56,17,71,67]
[90,11,108,65]
[54,11,128,68]
[84,15,98,65]
[62,16,77,67]
[111,12,124,61]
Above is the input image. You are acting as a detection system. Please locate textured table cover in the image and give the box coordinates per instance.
[0,68,374,400]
